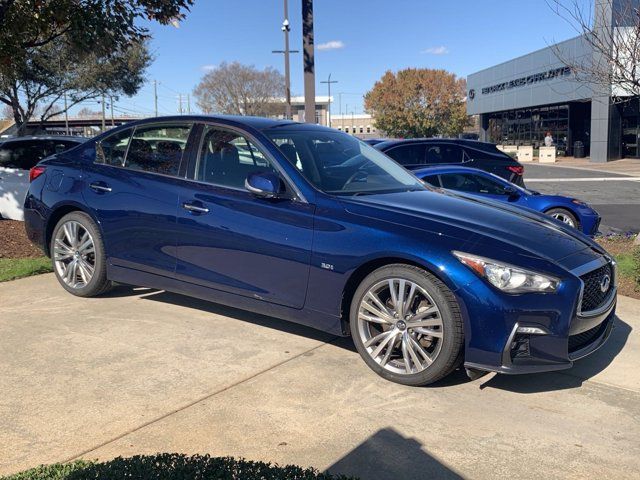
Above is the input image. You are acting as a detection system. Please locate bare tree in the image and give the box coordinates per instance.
[193,62,286,116]
[548,0,640,99]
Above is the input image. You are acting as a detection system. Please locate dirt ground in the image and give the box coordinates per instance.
[0,220,44,258]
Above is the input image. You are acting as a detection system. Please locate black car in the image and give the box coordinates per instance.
[374,138,525,186]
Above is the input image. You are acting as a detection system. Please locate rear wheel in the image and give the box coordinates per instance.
[546,208,579,229]
[350,264,463,386]
[51,211,112,297]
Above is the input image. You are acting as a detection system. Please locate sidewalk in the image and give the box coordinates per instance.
[1,274,639,479]
[527,157,640,177]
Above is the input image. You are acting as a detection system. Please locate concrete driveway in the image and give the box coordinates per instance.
[1,273,638,479]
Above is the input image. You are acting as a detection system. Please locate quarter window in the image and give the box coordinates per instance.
[386,144,426,166]
[125,124,191,176]
[0,141,46,169]
[96,128,133,166]
[425,144,463,164]
[195,126,276,189]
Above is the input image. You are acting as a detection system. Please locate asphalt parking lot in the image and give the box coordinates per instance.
[525,164,640,233]
[1,274,639,479]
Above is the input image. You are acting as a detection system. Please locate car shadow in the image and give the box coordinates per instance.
[478,316,632,394]
[326,427,463,479]
[100,287,630,393]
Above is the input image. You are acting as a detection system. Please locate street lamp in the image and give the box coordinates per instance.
[320,73,338,127]
[272,0,299,120]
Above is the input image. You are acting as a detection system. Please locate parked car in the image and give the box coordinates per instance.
[415,166,601,236]
[374,138,525,186]
[362,138,387,146]
[0,135,86,220]
[24,116,616,386]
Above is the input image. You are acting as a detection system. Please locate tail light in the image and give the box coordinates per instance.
[29,166,46,182]
[506,165,524,175]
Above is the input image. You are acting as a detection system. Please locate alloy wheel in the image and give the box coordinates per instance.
[53,220,96,289]
[357,278,444,375]
[550,212,576,227]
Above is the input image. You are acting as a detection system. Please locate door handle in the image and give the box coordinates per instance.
[90,182,112,193]
[182,202,209,214]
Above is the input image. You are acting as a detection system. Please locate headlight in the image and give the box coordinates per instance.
[571,199,587,206]
[452,251,559,293]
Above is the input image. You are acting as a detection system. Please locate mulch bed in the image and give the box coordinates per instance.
[0,219,44,258]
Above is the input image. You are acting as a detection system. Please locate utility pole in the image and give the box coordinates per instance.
[154,80,158,117]
[63,92,69,135]
[110,96,114,126]
[178,94,183,114]
[320,73,338,127]
[100,93,106,131]
[302,0,315,123]
[187,94,191,114]
[272,0,299,120]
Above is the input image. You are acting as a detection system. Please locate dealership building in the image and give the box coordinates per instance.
[467,0,640,162]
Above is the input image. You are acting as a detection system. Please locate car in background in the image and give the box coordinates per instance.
[362,138,387,146]
[0,135,86,220]
[374,138,525,186]
[24,115,617,387]
[415,165,600,236]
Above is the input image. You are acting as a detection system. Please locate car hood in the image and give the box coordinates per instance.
[340,189,602,263]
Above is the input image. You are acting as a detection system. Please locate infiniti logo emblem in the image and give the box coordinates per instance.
[600,274,611,293]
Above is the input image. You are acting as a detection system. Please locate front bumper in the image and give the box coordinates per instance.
[457,259,617,375]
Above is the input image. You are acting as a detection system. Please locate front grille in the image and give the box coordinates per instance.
[580,263,613,313]
[568,323,604,352]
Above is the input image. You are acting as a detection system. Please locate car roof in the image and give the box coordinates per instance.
[375,138,499,151]
[412,165,494,177]
[0,135,87,144]
[114,114,303,131]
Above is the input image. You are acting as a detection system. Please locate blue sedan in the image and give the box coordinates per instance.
[23,116,616,386]
[414,165,601,236]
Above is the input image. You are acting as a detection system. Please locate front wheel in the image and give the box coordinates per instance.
[350,264,464,386]
[51,211,112,297]
[546,208,579,229]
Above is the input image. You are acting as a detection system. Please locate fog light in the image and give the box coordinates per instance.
[511,336,531,358]
[516,326,548,335]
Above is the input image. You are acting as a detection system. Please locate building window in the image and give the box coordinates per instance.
[337,127,342,131]
[344,127,349,133]
[366,126,371,133]
[359,127,364,133]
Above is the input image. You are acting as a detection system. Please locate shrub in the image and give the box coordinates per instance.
[634,246,640,291]
[1,454,358,480]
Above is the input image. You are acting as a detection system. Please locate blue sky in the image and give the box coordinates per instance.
[110,0,591,117]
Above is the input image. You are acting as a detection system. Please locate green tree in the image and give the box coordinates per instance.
[0,38,151,134]
[364,68,469,138]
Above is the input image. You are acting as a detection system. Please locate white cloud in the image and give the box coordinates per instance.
[317,40,345,51]
[421,46,449,55]
[201,64,216,72]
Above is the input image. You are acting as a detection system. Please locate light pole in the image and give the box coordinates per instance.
[302,0,315,123]
[272,0,299,119]
[320,73,338,127]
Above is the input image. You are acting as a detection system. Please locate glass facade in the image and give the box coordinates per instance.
[487,104,570,152]
[621,98,640,158]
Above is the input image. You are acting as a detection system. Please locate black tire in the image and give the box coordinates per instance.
[50,211,112,297]
[350,264,464,386]
[546,207,579,229]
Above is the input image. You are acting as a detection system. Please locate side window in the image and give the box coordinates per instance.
[196,126,276,189]
[96,128,133,166]
[440,144,463,163]
[471,174,510,194]
[439,173,507,194]
[421,174,441,187]
[386,144,426,166]
[0,141,46,169]
[125,124,191,176]
[44,140,79,157]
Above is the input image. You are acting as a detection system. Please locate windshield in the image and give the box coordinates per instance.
[264,128,425,195]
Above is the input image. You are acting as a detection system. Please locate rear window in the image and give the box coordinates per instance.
[464,143,511,160]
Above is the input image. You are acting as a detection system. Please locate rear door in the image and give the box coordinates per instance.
[0,140,47,220]
[384,143,427,169]
[173,123,314,309]
[82,122,195,275]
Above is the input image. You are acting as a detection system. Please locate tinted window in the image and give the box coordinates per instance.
[425,144,463,164]
[0,140,46,169]
[464,144,511,160]
[440,173,509,194]
[96,128,133,166]
[125,124,191,176]
[421,174,441,187]
[196,126,276,189]
[44,140,80,157]
[385,144,425,166]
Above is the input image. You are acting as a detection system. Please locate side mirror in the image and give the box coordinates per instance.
[503,185,520,198]
[245,171,281,199]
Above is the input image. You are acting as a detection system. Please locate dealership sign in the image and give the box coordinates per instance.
[476,66,572,96]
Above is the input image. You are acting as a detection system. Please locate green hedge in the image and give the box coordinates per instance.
[2,454,358,480]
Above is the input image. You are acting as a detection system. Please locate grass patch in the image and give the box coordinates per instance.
[0,455,358,480]
[0,257,52,282]
[596,235,640,299]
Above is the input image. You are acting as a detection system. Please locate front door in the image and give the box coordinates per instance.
[174,124,314,309]
[82,122,194,275]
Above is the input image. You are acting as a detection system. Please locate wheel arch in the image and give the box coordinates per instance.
[339,255,458,335]
[45,202,101,257]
